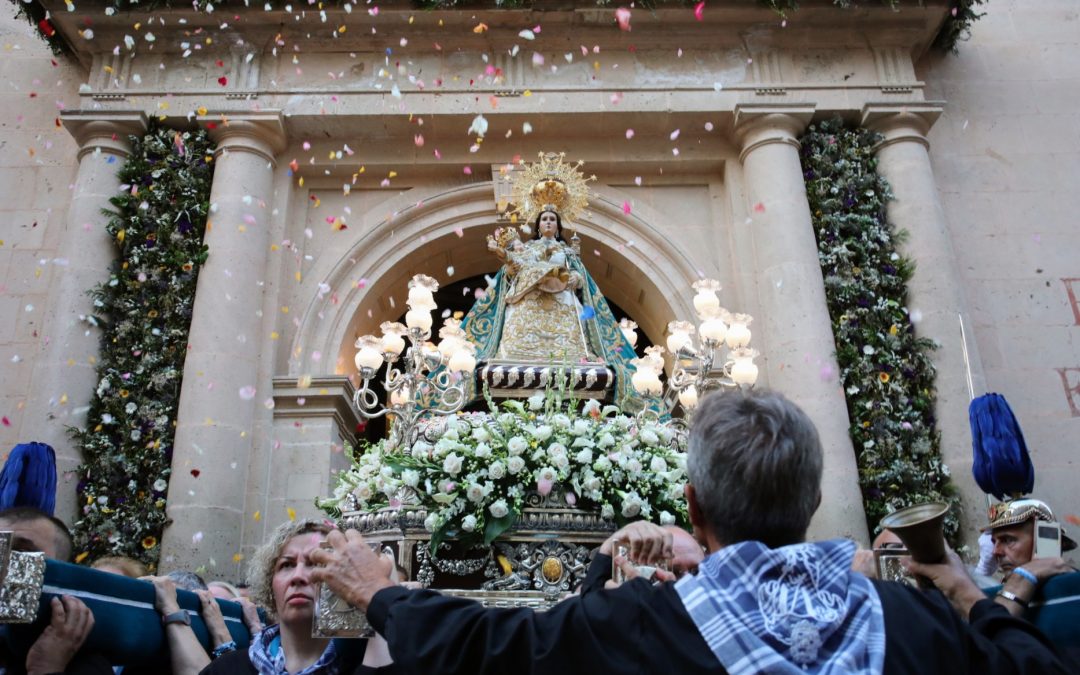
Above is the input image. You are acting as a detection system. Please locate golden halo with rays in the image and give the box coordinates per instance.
[508,152,595,226]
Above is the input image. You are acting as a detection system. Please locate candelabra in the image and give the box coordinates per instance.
[352,274,478,450]
[625,279,758,421]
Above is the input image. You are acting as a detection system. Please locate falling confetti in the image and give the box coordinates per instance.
[615,7,632,31]
[694,1,705,21]
[287,506,297,521]
[580,306,597,320]
[239,386,257,400]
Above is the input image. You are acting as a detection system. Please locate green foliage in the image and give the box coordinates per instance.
[9,0,984,56]
[800,118,961,543]
[70,123,215,569]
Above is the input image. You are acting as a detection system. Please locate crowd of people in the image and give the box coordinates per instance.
[1,389,1077,674]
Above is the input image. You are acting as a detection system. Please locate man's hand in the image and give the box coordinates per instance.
[599,521,673,565]
[604,556,676,589]
[851,548,877,578]
[904,548,986,620]
[308,529,395,611]
[25,595,95,675]
[141,575,181,615]
[1020,556,1073,583]
[196,590,234,647]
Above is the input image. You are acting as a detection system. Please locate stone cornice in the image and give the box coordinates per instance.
[41,1,953,60]
[271,375,362,446]
[59,110,149,160]
[861,102,945,150]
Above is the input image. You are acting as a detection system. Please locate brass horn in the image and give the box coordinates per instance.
[879,502,950,564]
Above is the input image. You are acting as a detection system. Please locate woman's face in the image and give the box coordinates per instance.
[538,211,559,239]
[271,532,326,627]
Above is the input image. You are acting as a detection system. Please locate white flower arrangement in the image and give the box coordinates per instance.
[320,385,689,551]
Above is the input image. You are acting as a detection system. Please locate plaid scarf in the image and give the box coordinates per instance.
[675,539,885,675]
[248,624,340,675]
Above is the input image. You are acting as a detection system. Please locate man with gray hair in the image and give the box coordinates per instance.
[312,390,1070,674]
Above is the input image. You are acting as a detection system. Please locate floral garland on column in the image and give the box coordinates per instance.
[800,118,960,542]
[70,123,215,569]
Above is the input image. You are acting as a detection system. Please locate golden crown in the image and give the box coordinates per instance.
[508,152,594,226]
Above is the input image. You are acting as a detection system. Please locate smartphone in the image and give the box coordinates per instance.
[1034,521,1062,559]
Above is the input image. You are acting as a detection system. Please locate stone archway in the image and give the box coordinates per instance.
[289,182,709,380]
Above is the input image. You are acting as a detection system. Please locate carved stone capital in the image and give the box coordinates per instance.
[733,104,816,163]
[59,111,148,161]
[271,375,363,447]
[203,112,288,166]
[861,103,945,150]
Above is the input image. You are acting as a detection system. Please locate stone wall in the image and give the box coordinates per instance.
[918,0,1080,532]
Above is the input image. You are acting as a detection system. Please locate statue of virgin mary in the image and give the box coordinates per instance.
[461,153,637,406]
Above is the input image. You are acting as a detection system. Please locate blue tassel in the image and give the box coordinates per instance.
[0,442,58,515]
[969,394,1034,500]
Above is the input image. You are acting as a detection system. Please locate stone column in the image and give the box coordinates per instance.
[863,104,986,533]
[734,105,869,543]
[27,111,147,524]
[161,114,286,571]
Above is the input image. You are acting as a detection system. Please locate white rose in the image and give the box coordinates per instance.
[572,420,591,436]
[442,427,460,441]
[613,416,632,430]
[443,453,464,476]
[537,466,558,482]
[461,514,478,532]
[649,456,668,473]
[423,513,439,532]
[489,499,509,518]
[660,511,676,526]
[593,456,612,472]
[547,442,567,458]
[507,436,528,456]
[434,438,457,456]
[153,478,168,492]
[402,470,420,487]
[552,414,571,430]
[553,455,570,470]
[658,427,674,444]
[473,442,492,459]
[626,458,643,475]
[601,504,615,519]
[531,425,553,442]
[412,442,432,460]
[575,449,594,465]
[584,476,601,492]
[621,498,641,518]
[507,456,526,475]
[667,483,685,501]
[466,483,485,503]
[527,392,546,411]
[489,461,506,479]
[597,433,615,449]
[471,427,491,442]
[355,484,373,501]
[640,429,660,445]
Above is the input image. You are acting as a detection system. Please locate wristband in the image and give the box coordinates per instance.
[1012,567,1038,586]
[996,589,1029,608]
[212,640,238,659]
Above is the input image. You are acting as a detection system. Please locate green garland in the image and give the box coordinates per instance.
[800,118,960,542]
[70,123,215,569]
[10,0,983,56]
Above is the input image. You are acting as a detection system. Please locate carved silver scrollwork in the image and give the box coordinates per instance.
[481,540,592,597]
